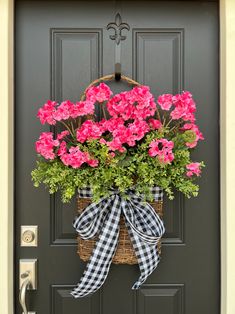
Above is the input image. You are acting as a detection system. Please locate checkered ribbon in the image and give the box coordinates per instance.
[71,187,165,298]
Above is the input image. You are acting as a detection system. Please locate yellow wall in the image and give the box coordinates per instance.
[0,0,235,313]
[220,0,235,313]
[0,0,14,313]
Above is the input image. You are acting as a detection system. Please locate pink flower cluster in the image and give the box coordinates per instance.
[157,94,173,111]
[35,132,59,159]
[73,85,159,152]
[60,146,98,169]
[37,83,113,125]
[148,118,162,130]
[186,162,201,177]
[57,130,70,140]
[37,99,95,124]
[106,86,156,120]
[157,91,196,122]
[99,119,150,152]
[181,123,204,148]
[148,139,174,164]
[35,83,204,170]
[36,132,99,168]
[76,120,104,143]
[86,82,113,103]
[74,117,152,152]
[37,101,57,125]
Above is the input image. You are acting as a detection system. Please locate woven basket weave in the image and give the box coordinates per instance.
[77,197,163,265]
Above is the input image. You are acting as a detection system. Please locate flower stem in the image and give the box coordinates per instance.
[165,118,173,128]
[169,121,182,133]
[70,121,75,134]
[77,117,82,129]
[162,114,166,126]
[155,106,162,122]
[101,102,107,120]
[60,121,76,139]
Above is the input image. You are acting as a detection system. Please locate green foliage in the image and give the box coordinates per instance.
[31,129,205,203]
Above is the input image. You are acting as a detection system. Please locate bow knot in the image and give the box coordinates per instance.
[71,187,165,298]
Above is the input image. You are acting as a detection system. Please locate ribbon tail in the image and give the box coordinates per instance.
[121,199,165,290]
[131,232,161,289]
[71,196,121,298]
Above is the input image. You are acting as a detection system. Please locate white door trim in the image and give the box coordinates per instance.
[220,1,235,313]
[0,0,14,313]
[0,0,234,313]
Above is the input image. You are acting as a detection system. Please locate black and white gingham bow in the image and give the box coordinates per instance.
[71,187,165,298]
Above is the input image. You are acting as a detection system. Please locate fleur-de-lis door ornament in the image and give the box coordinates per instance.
[107,13,130,45]
[107,13,130,80]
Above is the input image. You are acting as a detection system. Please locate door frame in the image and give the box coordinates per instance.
[0,0,234,313]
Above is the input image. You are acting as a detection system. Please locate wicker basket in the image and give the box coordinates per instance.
[77,197,163,265]
[76,74,164,265]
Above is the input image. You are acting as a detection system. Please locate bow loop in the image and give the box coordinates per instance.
[73,194,116,239]
[121,199,165,245]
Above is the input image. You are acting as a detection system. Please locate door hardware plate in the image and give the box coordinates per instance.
[21,225,38,247]
[19,259,37,290]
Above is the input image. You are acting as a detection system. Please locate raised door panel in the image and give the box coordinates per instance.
[133,28,185,244]
[51,29,102,245]
[133,29,183,94]
[137,284,184,314]
[51,285,101,314]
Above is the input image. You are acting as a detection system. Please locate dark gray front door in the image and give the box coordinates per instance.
[15,1,219,313]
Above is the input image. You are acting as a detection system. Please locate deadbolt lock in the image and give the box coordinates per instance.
[22,230,35,243]
[21,226,38,247]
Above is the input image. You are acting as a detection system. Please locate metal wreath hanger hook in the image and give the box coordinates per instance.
[107,13,130,81]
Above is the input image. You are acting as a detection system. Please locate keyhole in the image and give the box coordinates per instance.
[22,230,35,243]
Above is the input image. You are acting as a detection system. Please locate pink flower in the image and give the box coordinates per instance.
[52,100,95,121]
[53,100,75,121]
[35,132,59,160]
[57,141,67,156]
[186,162,201,177]
[130,86,153,105]
[157,94,173,111]
[37,100,57,125]
[73,100,95,117]
[100,118,150,151]
[60,147,99,168]
[148,118,162,130]
[107,121,148,149]
[111,124,132,145]
[181,123,204,148]
[76,120,104,143]
[57,130,70,140]
[131,86,156,119]
[170,91,196,122]
[148,138,174,164]
[99,138,107,145]
[106,92,135,120]
[60,146,87,168]
[106,137,126,152]
[86,158,99,167]
[86,83,113,103]
[133,98,156,119]
[99,117,125,132]
[128,120,150,141]
[106,86,156,120]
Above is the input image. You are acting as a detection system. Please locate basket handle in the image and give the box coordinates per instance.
[80,74,141,101]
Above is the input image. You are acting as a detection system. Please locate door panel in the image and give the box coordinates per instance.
[15,1,219,313]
